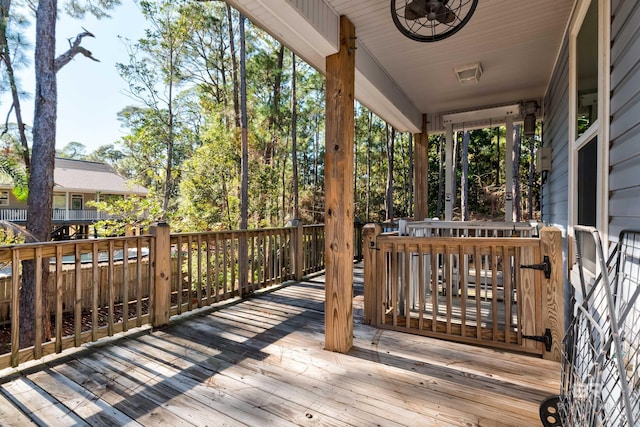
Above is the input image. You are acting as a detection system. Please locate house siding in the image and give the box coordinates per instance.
[542,37,569,231]
[610,0,640,238]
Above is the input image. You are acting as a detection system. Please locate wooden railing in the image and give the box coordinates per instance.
[168,227,296,316]
[302,224,325,275]
[0,208,113,223]
[364,222,564,360]
[0,236,154,368]
[0,223,333,369]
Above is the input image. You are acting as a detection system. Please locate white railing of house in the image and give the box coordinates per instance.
[0,209,112,222]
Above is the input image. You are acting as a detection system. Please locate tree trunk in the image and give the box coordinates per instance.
[238,13,248,289]
[513,124,522,222]
[365,111,372,222]
[385,125,395,221]
[23,0,58,347]
[408,133,414,218]
[437,135,443,218]
[461,131,469,221]
[226,4,240,129]
[291,52,299,219]
[495,127,501,186]
[528,134,535,219]
[265,44,284,165]
[452,132,459,217]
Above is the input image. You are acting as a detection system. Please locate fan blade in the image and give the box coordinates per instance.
[404,0,428,20]
[436,4,456,24]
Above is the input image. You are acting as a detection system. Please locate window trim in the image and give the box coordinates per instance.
[0,190,9,207]
[71,194,84,210]
[568,0,610,247]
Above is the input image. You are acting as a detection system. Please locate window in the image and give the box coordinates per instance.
[576,0,598,138]
[569,0,610,276]
[0,191,8,206]
[577,137,598,272]
[71,194,83,210]
[53,194,66,210]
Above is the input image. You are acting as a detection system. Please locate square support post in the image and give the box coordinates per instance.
[151,222,171,328]
[363,223,382,325]
[324,16,355,353]
[540,226,564,361]
[414,114,429,220]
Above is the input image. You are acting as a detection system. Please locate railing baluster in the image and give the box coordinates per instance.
[176,235,183,314]
[504,244,513,344]
[205,234,212,304]
[74,244,82,345]
[107,240,115,337]
[197,235,202,308]
[418,243,425,331]
[391,243,398,327]
[122,240,129,332]
[474,246,482,340]
[187,235,193,311]
[491,245,498,342]
[445,244,452,335]
[55,245,63,353]
[92,242,99,341]
[10,249,20,367]
[35,247,44,359]
[460,244,467,338]
[431,244,438,333]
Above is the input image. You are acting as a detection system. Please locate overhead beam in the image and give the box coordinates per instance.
[324,16,355,353]
[355,42,422,133]
[226,0,422,134]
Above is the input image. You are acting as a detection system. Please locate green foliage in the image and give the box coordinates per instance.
[0,156,28,200]
[0,228,25,246]
[57,141,87,159]
[87,193,163,236]
[64,0,122,19]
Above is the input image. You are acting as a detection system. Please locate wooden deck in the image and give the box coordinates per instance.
[0,265,560,426]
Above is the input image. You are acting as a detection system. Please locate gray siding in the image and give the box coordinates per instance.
[542,37,569,231]
[542,36,571,327]
[610,0,640,238]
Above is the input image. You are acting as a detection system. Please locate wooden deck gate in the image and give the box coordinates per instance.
[363,225,564,360]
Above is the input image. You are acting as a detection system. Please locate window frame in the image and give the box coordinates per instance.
[0,190,9,207]
[568,0,610,245]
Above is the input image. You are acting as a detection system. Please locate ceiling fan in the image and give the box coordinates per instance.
[391,0,479,42]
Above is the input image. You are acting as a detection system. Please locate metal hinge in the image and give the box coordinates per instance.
[523,328,553,352]
[521,255,551,279]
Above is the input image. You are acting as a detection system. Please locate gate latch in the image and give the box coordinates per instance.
[523,328,553,352]
[520,255,551,279]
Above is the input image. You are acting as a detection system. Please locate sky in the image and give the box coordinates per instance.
[2,0,145,153]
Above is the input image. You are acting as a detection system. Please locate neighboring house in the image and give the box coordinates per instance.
[0,158,147,227]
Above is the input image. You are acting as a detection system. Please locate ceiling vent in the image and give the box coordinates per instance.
[454,63,482,86]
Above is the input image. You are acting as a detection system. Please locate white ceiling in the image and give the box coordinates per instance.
[227,0,576,132]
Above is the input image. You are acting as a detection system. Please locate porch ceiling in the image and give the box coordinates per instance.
[226,0,575,133]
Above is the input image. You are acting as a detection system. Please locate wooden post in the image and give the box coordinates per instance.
[292,221,304,281]
[444,123,453,220]
[505,116,514,222]
[414,114,429,220]
[540,226,564,361]
[151,222,171,328]
[363,223,382,325]
[324,16,355,353]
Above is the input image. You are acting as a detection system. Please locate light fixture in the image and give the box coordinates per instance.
[521,100,539,137]
[454,62,482,85]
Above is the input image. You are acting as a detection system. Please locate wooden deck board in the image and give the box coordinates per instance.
[0,265,560,426]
